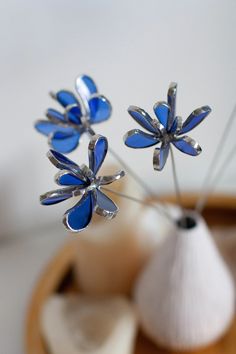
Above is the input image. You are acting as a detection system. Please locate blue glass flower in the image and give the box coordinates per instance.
[124,82,211,171]
[40,135,125,232]
[35,75,112,153]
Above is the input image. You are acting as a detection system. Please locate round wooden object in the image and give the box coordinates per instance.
[25,194,236,354]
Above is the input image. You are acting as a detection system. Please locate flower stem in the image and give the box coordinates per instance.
[195,103,236,213]
[196,143,236,213]
[170,146,186,226]
[100,186,173,223]
[108,147,152,196]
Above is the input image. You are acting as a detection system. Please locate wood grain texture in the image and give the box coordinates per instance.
[25,194,236,354]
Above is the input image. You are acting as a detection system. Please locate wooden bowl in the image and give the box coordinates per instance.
[25,194,236,354]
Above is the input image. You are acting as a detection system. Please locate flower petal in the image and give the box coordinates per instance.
[170,116,183,134]
[35,120,74,136]
[49,130,80,153]
[180,106,212,134]
[46,108,66,122]
[54,90,79,108]
[63,192,94,232]
[40,186,74,205]
[98,170,125,186]
[172,136,202,156]
[88,135,108,175]
[153,143,170,171]
[153,101,170,129]
[167,82,177,129]
[65,104,82,125]
[75,75,98,101]
[95,189,118,219]
[124,129,159,148]
[127,106,157,133]
[88,95,112,123]
[47,150,81,175]
[54,170,89,187]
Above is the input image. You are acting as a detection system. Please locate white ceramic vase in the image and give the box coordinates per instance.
[134,212,235,351]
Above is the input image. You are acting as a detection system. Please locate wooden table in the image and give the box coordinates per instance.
[25,194,236,354]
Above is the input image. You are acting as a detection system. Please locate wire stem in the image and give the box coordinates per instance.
[196,103,236,213]
[108,147,152,196]
[196,143,236,213]
[101,186,173,223]
[170,146,186,225]
[108,147,173,219]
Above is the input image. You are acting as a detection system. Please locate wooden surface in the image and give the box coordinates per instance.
[25,194,236,354]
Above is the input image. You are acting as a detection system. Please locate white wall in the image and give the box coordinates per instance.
[1,0,236,237]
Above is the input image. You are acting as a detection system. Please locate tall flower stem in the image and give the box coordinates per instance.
[103,143,171,220]
[196,103,236,213]
[108,147,153,196]
[87,127,156,195]
[101,186,173,223]
[170,146,186,225]
[196,143,236,213]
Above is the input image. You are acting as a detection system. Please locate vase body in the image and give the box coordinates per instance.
[135,212,235,351]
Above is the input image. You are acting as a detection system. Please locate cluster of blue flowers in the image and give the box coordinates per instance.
[35,76,211,232]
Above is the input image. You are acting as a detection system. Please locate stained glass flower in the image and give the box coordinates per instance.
[35,75,112,153]
[40,135,125,232]
[124,82,211,171]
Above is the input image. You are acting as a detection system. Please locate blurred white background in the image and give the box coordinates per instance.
[0,0,236,238]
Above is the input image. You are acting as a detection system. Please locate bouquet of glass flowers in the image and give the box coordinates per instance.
[34,75,235,352]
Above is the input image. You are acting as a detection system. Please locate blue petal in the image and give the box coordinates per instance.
[65,105,82,124]
[56,90,78,107]
[169,118,178,133]
[55,170,88,187]
[40,187,74,205]
[124,129,158,148]
[153,102,170,129]
[49,131,80,153]
[35,120,73,136]
[98,170,125,186]
[170,116,182,134]
[167,82,177,129]
[41,195,69,205]
[88,135,108,175]
[46,108,65,122]
[47,149,80,172]
[180,106,212,134]
[75,75,97,101]
[63,192,94,232]
[128,106,157,133]
[88,95,112,123]
[35,120,59,136]
[95,189,118,219]
[153,143,170,171]
[172,136,202,156]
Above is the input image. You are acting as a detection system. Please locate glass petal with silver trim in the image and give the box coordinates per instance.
[35,75,112,154]
[49,130,80,153]
[40,136,125,232]
[124,82,211,170]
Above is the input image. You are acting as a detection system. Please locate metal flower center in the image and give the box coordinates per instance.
[158,131,175,145]
[86,179,99,192]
